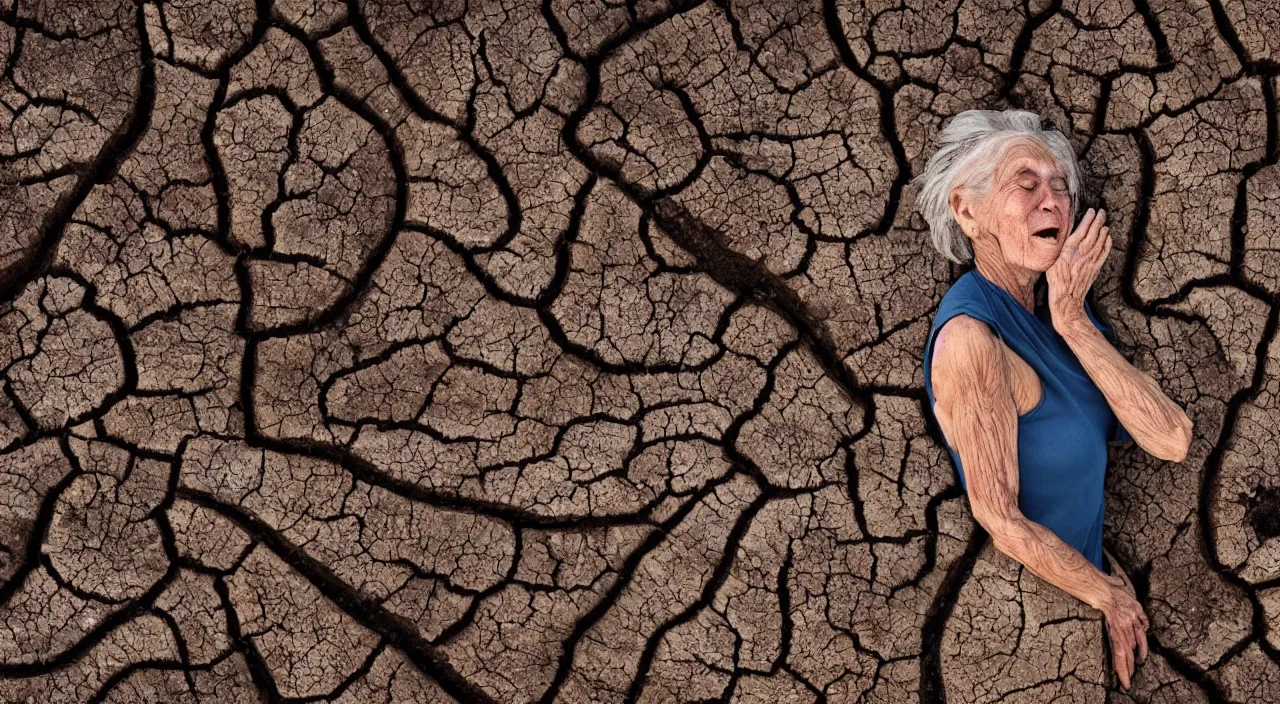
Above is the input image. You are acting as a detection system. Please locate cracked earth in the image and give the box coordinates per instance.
[1,0,1279,701]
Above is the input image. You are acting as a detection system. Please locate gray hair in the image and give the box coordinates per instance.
[911,110,1082,264]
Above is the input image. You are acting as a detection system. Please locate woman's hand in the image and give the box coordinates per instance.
[1047,207,1111,332]
[1098,548,1149,691]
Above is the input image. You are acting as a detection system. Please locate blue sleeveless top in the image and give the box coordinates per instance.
[923,268,1133,572]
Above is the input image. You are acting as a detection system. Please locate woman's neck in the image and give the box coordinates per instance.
[973,258,1040,314]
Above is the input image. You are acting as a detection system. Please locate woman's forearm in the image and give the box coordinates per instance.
[981,509,1116,612]
[1056,317,1192,462]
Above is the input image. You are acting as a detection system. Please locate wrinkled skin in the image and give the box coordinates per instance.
[943,142,1170,691]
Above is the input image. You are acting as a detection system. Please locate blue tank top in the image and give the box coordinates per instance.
[922,268,1133,572]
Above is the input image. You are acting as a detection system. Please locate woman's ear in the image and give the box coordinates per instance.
[949,188,981,239]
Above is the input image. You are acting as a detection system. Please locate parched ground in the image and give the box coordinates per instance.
[0,0,1277,701]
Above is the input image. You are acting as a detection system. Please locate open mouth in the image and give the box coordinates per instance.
[1031,226,1059,240]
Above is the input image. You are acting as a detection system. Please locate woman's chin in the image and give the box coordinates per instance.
[1032,238,1062,259]
[1034,253,1060,271]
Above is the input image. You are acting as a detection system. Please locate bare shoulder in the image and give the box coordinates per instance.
[930,313,1021,523]
[931,314,1005,397]
[930,314,1015,448]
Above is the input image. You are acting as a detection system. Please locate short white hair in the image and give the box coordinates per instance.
[911,110,1082,264]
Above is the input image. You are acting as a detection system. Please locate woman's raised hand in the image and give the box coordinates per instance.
[1046,207,1111,332]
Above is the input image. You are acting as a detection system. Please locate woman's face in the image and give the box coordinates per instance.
[952,140,1073,272]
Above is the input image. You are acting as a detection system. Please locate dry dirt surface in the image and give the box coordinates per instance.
[0,0,1277,702]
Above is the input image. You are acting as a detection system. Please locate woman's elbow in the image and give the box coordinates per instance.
[1149,413,1192,463]
[1173,412,1193,462]
[972,504,1024,548]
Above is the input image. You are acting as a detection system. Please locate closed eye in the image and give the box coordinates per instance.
[1022,182,1068,192]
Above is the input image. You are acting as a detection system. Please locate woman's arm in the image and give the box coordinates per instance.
[1056,316,1192,462]
[1045,208,1191,462]
[932,315,1118,607]
[932,315,1149,687]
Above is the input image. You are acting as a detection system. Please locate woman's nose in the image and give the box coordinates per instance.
[1037,184,1060,212]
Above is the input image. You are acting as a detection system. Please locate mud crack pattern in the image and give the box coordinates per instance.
[1,0,1278,701]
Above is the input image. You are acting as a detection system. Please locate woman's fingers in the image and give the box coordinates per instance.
[1083,206,1098,230]
[1092,227,1111,270]
[1101,567,1149,690]
[1134,602,1150,664]
[1109,612,1146,690]
[1135,621,1149,663]
[1114,634,1133,689]
[1084,209,1106,252]
[1108,621,1130,689]
[1122,633,1135,688]
[1083,208,1109,244]
[1070,207,1097,244]
[1075,207,1095,233]
[1065,208,1112,269]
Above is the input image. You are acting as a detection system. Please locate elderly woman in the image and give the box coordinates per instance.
[915,110,1194,692]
